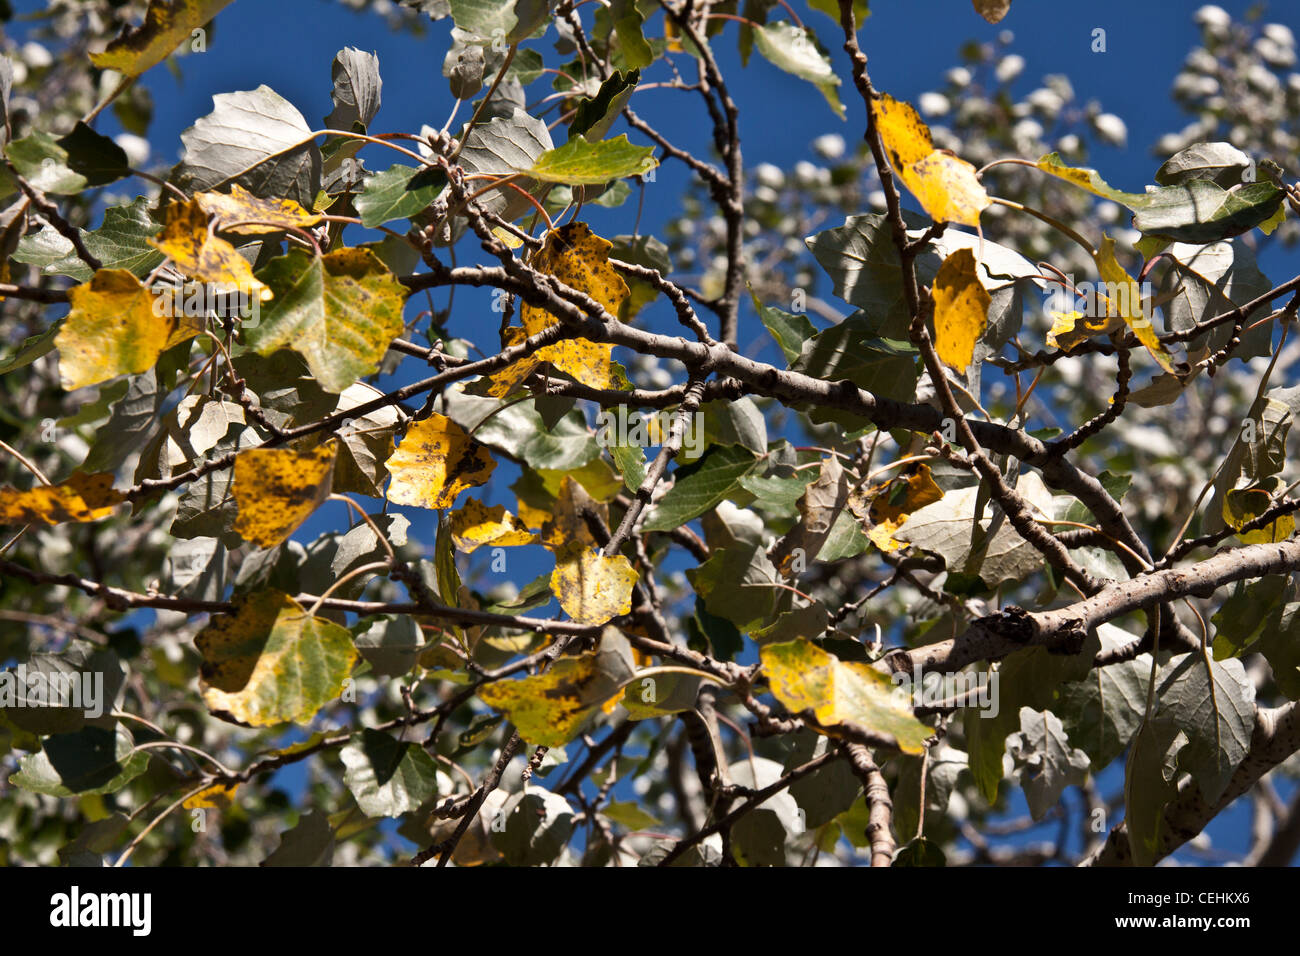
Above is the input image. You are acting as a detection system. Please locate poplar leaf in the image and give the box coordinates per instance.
[0,472,123,526]
[449,498,536,552]
[932,248,990,372]
[551,545,638,626]
[477,635,636,747]
[1093,236,1177,373]
[150,199,270,299]
[760,638,931,753]
[752,22,844,120]
[55,269,176,390]
[519,222,629,390]
[385,413,496,509]
[194,183,323,236]
[872,94,989,227]
[1223,483,1295,544]
[196,588,358,727]
[90,0,234,76]
[525,135,658,185]
[860,463,945,552]
[243,247,408,393]
[231,444,337,548]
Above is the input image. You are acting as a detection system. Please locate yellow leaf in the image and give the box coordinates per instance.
[196,589,358,727]
[477,632,635,746]
[150,199,270,300]
[484,326,540,398]
[0,472,123,526]
[1093,236,1177,373]
[551,544,638,626]
[184,781,238,810]
[760,638,931,754]
[55,269,175,390]
[1045,308,1122,352]
[448,498,537,553]
[231,444,336,548]
[539,475,603,552]
[194,184,323,236]
[932,248,990,372]
[521,222,629,389]
[90,0,234,76]
[873,94,990,227]
[516,496,551,531]
[863,464,945,552]
[385,413,496,510]
[1224,485,1296,544]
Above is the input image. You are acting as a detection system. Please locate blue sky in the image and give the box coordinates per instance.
[7,0,1298,862]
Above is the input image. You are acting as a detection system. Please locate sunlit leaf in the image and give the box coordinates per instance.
[0,471,122,527]
[231,443,337,548]
[551,544,638,626]
[194,183,323,236]
[90,0,235,76]
[932,248,990,372]
[55,269,177,390]
[385,413,496,509]
[760,638,931,753]
[525,135,658,185]
[859,463,945,552]
[873,94,989,226]
[196,588,358,726]
[150,199,270,299]
[476,633,635,747]
[519,222,630,390]
[244,247,408,393]
[449,498,536,552]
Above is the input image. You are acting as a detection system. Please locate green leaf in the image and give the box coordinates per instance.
[442,388,602,471]
[13,196,163,282]
[687,543,777,633]
[1035,152,1286,243]
[170,85,322,210]
[4,124,130,194]
[1055,623,1151,768]
[611,0,654,70]
[195,589,359,726]
[642,444,761,531]
[0,320,63,374]
[752,290,816,364]
[1132,180,1285,244]
[263,809,335,866]
[1124,720,1186,867]
[525,135,658,185]
[245,246,408,393]
[790,318,918,425]
[355,163,445,228]
[571,69,640,143]
[1154,652,1255,803]
[450,0,517,40]
[456,108,553,222]
[492,787,575,865]
[1156,142,1254,188]
[602,800,661,831]
[10,726,149,797]
[892,837,947,867]
[963,638,1097,801]
[341,728,441,817]
[752,22,844,120]
[806,213,941,337]
[1008,706,1090,820]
